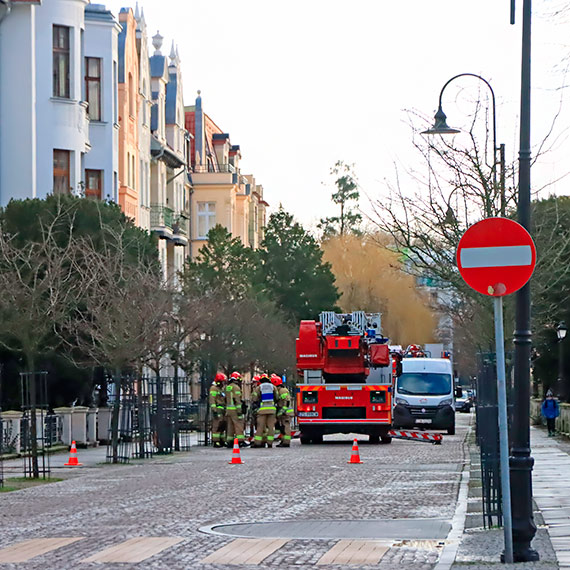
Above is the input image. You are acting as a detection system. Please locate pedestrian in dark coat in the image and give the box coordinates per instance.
[541,389,560,436]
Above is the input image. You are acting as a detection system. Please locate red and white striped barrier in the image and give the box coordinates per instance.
[388,429,443,444]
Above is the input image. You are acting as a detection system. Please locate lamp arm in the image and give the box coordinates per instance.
[437,72,498,197]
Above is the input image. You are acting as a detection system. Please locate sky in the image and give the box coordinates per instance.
[104,0,570,229]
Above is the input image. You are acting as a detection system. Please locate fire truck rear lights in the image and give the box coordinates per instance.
[302,391,318,404]
[370,391,386,404]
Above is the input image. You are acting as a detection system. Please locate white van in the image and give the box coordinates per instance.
[392,357,456,435]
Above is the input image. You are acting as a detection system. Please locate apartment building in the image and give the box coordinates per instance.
[0,0,91,204]
[84,4,121,202]
[184,92,268,256]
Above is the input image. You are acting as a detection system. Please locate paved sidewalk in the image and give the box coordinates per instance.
[452,422,570,569]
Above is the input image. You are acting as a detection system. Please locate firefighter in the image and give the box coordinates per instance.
[226,371,246,447]
[273,375,294,448]
[248,375,261,442]
[209,372,227,447]
[252,373,278,448]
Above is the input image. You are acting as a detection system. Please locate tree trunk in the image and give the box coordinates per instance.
[173,362,180,452]
[26,356,39,479]
[109,370,121,463]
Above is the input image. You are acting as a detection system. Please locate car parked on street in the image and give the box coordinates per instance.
[455,389,474,413]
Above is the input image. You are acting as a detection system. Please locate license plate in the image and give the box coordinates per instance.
[298,411,319,417]
[415,419,432,424]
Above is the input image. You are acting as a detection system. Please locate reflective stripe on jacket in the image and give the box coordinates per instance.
[277,386,293,416]
[226,382,243,414]
[256,381,277,414]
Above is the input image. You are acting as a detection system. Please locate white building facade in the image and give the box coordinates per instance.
[84,3,121,202]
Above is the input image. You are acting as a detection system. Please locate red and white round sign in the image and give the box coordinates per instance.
[456,217,536,297]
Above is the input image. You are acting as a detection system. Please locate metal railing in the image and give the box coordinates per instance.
[150,204,174,230]
[172,215,188,236]
[193,163,236,174]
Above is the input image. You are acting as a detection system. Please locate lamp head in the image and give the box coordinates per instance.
[0,0,12,23]
[421,106,461,136]
[556,321,568,341]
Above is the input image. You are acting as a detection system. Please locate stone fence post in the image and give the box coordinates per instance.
[1,411,23,454]
[53,407,73,446]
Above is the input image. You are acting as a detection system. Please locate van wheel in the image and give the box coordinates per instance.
[300,436,311,445]
[312,433,323,444]
[369,434,380,444]
[381,436,392,444]
[447,423,456,436]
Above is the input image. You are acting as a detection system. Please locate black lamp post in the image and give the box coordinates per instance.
[556,321,568,400]
[421,73,506,217]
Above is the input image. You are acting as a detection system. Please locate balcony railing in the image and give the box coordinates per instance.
[172,215,188,236]
[193,163,236,174]
[150,204,174,231]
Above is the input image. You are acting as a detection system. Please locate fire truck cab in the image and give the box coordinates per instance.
[296,311,394,444]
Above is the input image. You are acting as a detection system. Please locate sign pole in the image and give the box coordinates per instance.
[493,295,514,563]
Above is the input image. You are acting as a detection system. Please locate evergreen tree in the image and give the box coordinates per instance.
[318,161,362,238]
[258,208,340,322]
[182,224,255,300]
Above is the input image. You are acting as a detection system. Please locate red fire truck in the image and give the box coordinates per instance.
[295,311,394,444]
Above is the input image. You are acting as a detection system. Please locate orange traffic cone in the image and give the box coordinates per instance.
[347,438,363,464]
[65,441,83,466]
[228,438,243,464]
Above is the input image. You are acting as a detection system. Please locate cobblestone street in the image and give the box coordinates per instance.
[0,415,470,568]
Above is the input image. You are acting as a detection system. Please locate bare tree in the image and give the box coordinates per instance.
[64,227,162,463]
[0,203,91,477]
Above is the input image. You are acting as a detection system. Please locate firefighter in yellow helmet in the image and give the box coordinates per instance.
[226,371,246,447]
[252,373,278,448]
[272,374,294,448]
[209,372,227,447]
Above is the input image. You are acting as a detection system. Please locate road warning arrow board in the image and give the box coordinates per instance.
[456,217,536,297]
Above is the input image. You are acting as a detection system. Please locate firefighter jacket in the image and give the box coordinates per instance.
[277,385,294,417]
[226,381,243,417]
[209,382,225,417]
[252,381,278,415]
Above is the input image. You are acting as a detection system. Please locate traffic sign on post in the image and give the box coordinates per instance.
[456,216,537,564]
[456,217,536,296]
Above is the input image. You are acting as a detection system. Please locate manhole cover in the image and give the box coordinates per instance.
[200,519,451,540]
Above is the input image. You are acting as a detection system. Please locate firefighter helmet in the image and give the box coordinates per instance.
[252,375,261,384]
[214,372,226,383]
[259,373,269,381]
[230,371,241,380]
[270,374,283,386]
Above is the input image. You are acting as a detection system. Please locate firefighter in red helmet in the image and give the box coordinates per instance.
[226,371,246,447]
[274,375,294,447]
[209,372,227,447]
[252,373,278,447]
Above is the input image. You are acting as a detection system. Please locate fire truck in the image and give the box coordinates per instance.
[295,311,394,444]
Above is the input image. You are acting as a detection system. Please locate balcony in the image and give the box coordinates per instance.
[193,163,236,174]
[150,204,174,239]
[171,215,189,247]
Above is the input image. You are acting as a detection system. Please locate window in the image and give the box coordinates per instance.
[85,169,102,199]
[127,152,131,187]
[113,61,118,123]
[85,57,101,120]
[128,73,134,117]
[53,150,70,194]
[197,202,216,238]
[53,26,70,98]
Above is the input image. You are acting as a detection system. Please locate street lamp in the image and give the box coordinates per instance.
[556,321,567,400]
[421,73,506,217]
[0,0,11,23]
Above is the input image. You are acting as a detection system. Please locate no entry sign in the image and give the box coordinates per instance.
[456,217,536,297]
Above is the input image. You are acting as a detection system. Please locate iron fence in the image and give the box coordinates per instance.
[475,352,514,528]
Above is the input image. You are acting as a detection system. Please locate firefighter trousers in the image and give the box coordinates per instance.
[254,413,276,447]
[226,412,245,443]
[278,415,292,446]
[211,415,226,444]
